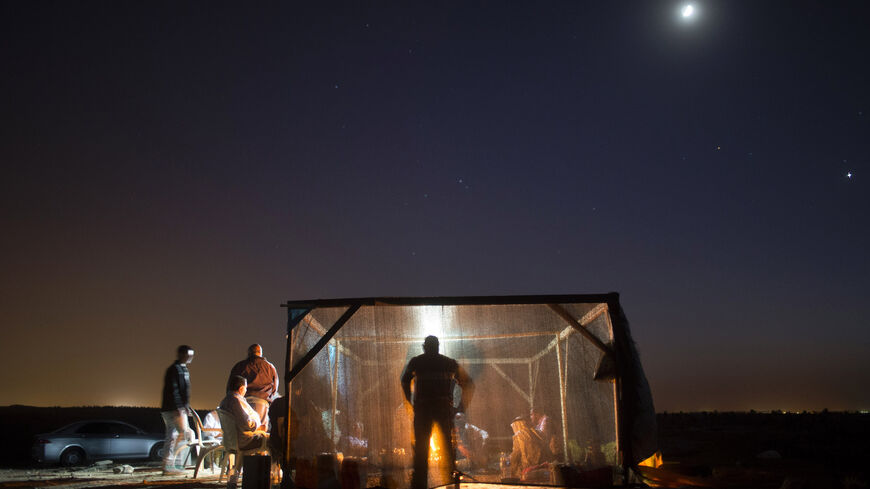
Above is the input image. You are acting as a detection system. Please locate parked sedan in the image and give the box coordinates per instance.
[32,420,164,466]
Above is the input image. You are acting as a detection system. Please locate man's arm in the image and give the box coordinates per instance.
[232,396,260,431]
[169,365,186,409]
[269,362,279,401]
[400,360,415,404]
[455,364,474,412]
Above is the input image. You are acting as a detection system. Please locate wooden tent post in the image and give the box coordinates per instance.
[555,334,569,463]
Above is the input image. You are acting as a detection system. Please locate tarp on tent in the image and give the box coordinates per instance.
[280,293,656,488]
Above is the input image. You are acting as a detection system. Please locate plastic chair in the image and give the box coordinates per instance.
[172,410,222,469]
[215,407,269,484]
[193,411,226,479]
[194,443,227,479]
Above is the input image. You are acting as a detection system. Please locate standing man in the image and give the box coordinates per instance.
[401,336,475,489]
[161,344,195,475]
[228,344,279,422]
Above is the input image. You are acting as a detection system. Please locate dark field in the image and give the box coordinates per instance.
[655,411,870,487]
[2,406,869,487]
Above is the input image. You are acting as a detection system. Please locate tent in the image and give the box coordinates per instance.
[279,293,656,488]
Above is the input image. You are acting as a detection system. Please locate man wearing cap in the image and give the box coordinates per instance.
[160,344,195,474]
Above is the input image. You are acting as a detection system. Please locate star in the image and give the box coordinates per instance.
[846,172,852,179]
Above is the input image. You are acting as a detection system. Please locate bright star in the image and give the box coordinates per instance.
[846,172,852,179]
[682,4,694,17]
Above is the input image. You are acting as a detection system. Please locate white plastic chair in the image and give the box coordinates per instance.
[215,407,269,483]
[171,410,222,469]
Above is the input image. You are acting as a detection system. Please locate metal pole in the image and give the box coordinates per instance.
[528,362,534,409]
[331,340,340,449]
[284,307,310,480]
[555,334,569,463]
[603,305,629,486]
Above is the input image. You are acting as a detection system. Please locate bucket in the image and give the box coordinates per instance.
[241,455,271,489]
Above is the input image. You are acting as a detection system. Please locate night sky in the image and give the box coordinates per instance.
[1,1,867,412]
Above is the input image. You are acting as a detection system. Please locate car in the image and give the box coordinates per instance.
[32,420,164,466]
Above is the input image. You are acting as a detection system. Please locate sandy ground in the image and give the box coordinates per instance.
[0,461,227,489]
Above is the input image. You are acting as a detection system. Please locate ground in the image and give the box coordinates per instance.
[0,461,224,489]
[2,407,869,488]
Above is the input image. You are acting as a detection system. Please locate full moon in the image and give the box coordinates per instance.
[682,4,695,18]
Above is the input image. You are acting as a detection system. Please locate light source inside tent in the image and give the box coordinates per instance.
[428,427,445,465]
[417,305,445,340]
[283,297,656,488]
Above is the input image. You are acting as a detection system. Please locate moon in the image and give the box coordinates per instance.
[681,4,695,18]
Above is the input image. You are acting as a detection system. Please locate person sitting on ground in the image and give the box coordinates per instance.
[220,375,268,450]
[344,420,368,459]
[509,416,551,479]
[227,344,279,424]
[454,412,489,471]
[530,407,560,457]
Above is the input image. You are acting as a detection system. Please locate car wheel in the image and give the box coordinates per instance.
[60,447,86,467]
[150,442,165,461]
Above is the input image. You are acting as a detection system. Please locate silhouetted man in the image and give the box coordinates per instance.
[228,344,279,422]
[401,336,474,489]
[160,344,195,474]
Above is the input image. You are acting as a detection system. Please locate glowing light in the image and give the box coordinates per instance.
[682,4,694,17]
[428,428,446,464]
[417,305,444,339]
[846,172,852,179]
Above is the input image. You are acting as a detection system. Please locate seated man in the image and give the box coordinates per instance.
[341,420,368,459]
[454,412,488,470]
[530,408,560,457]
[268,395,300,489]
[220,375,268,450]
[509,417,551,479]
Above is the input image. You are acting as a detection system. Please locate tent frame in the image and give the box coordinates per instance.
[280,293,636,486]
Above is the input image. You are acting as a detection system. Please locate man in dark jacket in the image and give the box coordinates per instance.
[161,344,194,474]
[227,344,279,422]
[401,336,474,489]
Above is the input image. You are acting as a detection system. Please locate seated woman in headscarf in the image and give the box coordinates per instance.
[509,417,552,479]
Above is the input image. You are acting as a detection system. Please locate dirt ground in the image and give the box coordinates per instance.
[2,407,869,488]
[0,461,226,489]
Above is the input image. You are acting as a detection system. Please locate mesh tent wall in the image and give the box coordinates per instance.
[280,294,656,488]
